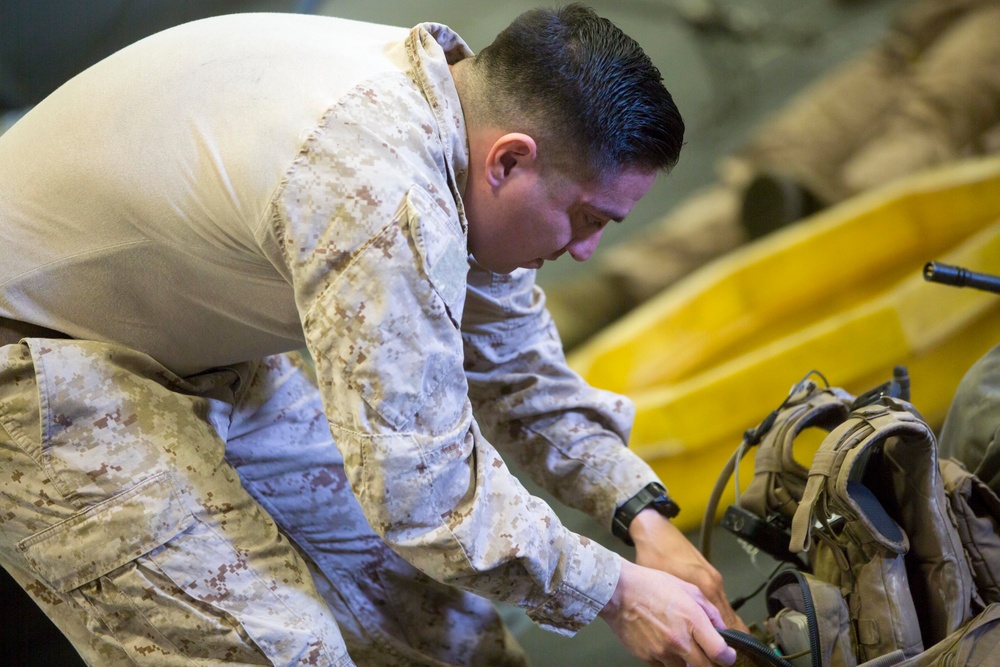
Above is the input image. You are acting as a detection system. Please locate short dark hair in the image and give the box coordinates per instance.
[474,3,684,178]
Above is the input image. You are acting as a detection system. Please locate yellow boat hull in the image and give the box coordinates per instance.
[568,157,1000,530]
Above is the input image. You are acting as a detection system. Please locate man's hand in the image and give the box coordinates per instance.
[599,559,737,666]
[629,508,749,633]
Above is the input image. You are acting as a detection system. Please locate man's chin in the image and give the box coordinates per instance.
[469,254,539,274]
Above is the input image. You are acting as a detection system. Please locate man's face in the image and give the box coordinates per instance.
[467,165,656,274]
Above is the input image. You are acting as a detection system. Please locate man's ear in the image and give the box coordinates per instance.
[485,133,538,187]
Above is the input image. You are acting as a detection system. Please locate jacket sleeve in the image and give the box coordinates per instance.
[269,101,620,635]
[462,264,662,530]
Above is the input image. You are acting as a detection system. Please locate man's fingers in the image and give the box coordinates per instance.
[682,582,727,631]
[604,562,740,666]
[691,622,737,667]
[700,598,727,630]
[704,588,748,632]
[722,606,750,634]
[658,637,729,667]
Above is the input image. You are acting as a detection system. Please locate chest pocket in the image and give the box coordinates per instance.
[304,186,469,430]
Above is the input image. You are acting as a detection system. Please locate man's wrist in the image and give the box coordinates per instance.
[611,482,680,546]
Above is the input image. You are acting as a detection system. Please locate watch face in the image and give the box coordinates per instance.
[652,497,680,518]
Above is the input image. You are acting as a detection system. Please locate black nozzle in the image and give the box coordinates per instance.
[924,262,1000,295]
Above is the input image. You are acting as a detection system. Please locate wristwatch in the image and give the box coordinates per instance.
[612,482,681,546]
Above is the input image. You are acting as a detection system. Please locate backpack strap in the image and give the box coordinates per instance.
[789,415,858,553]
[742,383,853,522]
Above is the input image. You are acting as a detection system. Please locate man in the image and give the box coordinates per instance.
[0,5,740,666]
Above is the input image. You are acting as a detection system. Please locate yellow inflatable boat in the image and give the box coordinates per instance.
[568,157,1000,530]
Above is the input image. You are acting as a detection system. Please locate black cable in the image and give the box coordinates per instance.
[729,562,785,611]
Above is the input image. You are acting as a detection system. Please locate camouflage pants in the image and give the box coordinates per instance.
[0,339,525,666]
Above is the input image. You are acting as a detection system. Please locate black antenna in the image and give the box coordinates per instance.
[924,262,1000,295]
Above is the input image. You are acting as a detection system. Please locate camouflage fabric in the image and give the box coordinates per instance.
[285,27,645,635]
[0,12,664,664]
[0,342,351,665]
[0,342,531,665]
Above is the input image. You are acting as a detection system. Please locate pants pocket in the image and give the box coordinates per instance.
[19,471,346,666]
[19,472,192,593]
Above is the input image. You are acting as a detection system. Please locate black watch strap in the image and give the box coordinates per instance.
[612,482,681,546]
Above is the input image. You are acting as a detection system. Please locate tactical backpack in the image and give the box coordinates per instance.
[703,370,1000,667]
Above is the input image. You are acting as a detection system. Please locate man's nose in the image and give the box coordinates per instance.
[567,228,603,262]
